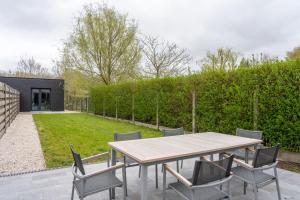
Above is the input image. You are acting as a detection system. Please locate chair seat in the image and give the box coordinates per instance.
[226,149,255,160]
[169,181,228,200]
[74,172,122,198]
[232,166,275,186]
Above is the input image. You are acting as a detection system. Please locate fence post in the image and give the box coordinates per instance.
[115,97,118,119]
[4,84,7,133]
[156,93,159,130]
[253,88,258,130]
[86,97,88,113]
[132,94,135,123]
[8,87,11,126]
[192,90,196,133]
[103,98,106,117]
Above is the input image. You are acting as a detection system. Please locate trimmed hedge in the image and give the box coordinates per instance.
[90,60,300,152]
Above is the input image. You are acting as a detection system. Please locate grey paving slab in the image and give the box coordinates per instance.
[0,158,299,200]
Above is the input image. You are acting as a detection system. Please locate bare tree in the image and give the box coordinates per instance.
[199,48,239,71]
[60,3,141,85]
[286,46,300,60]
[239,53,279,68]
[141,35,192,78]
[15,57,50,78]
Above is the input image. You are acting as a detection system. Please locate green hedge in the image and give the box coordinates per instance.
[90,60,300,152]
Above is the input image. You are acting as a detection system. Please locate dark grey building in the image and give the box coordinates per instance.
[0,76,64,112]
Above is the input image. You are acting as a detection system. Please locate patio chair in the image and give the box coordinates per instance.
[114,131,159,193]
[70,145,126,200]
[162,127,185,171]
[225,128,263,161]
[230,145,281,200]
[163,155,234,200]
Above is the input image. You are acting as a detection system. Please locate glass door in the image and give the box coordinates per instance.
[31,89,51,111]
[32,89,40,111]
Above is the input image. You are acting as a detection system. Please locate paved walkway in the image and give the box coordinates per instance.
[0,158,299,200]
[0,113,45,175]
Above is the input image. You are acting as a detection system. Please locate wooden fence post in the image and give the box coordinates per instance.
[132,94,135,123]
[8,87,11,126]
[115,98,118,119]
[253,88,258,130]
[192,90,196,133]
[103,98,106,117]
[86,97,88,113]
[156,94,159,130]
[4,84,7,132]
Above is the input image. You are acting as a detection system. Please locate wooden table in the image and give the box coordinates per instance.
[109,132,262,200]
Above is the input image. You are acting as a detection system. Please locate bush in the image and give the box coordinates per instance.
[90,60,300,152]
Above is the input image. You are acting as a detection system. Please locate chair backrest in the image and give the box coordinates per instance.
[114,131,142,141]
[236,128,262,140]
[252,145,280,168]
[162,127,184,137]
[191,155,234,186]
[70,145,85,175]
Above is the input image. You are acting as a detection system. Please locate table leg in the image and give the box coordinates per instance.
[141,165,148,200]
[111,149,117,199]
[244,148,249,194]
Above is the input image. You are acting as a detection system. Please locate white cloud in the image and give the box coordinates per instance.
[0,0,300,71]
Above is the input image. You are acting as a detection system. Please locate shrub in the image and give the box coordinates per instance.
[90,60,300,152]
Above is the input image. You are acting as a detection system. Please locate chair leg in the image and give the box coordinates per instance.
[124,167,128,196]
[274,168,282,200]
[122,167,127,200]
[227,181,232,200]
[163,165,166,200]
[181,160,183,169]
[155,164,158,189]
[138,165,141,178]
[253,184,258,200]
[109,189,112,200]
[176,160,179,173]
[71,184,75,200]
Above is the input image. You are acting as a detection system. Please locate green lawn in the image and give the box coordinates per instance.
[33,113,161,168]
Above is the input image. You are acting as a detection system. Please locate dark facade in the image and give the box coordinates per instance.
[0,76,64,112]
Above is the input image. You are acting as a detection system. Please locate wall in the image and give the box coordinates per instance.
[0,77,64,112]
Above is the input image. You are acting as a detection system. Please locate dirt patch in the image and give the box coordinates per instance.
[278,160,300,173]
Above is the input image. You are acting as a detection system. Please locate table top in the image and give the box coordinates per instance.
[108,132,262,164]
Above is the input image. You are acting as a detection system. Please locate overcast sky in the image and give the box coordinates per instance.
[1,0,300,72]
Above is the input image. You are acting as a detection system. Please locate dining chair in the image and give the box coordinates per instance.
[226,128,263,161]
[163,155,234,200]
[114,131,159,194]
[231,145,281,200]
[70,145,126,200]
[162,127,185,171]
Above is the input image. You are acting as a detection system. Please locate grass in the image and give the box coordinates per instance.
[33,113,161,168]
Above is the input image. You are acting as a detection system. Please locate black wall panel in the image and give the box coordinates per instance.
[0,76,64,112]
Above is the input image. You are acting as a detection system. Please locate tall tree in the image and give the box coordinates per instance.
[60,3,141,85]
[15,57,50,78]
[199,48,239,71]
[286,46,300,60]
[141,35,192,78]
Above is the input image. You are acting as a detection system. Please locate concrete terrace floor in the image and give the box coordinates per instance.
[0,158,299,200]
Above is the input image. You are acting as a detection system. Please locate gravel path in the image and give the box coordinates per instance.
[0,113,45,175]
